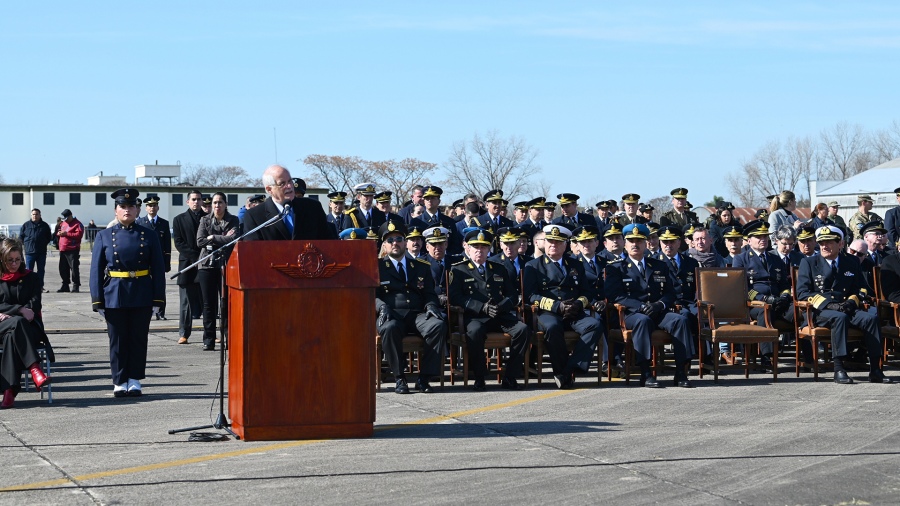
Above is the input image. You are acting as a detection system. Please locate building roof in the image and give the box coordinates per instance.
[817,157,900,196]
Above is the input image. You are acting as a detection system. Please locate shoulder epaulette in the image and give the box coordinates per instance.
[415,257,432,265]
[344,208,357,214]
[450,259,468,266]
[608,257,624,264]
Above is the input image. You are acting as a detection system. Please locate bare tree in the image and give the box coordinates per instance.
[818,121,871,179]
[872,119,900,164]
[646,195,673,215]
[727,138,810,208]
[301,155,374,196]
[367,158,437,207]
[785,135,820,196]
[444,130,541,203]
[180,164,258,187]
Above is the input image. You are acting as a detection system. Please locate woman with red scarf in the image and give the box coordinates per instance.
[1,238,54,409]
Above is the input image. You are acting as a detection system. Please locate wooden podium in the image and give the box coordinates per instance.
[225,240,377,441]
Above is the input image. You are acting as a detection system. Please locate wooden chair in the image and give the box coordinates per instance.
[523,302,603,386]
[606,304,672,384]
[696,267,780,383]
[374,333,445,390]
[870,265,900,367]
[791,266,864,380]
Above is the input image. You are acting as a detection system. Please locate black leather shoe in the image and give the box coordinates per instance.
[641,374,660,388]
[71,286,80,293]
[500,377,519,390]
[202,344,215,351]
[472,378,486,392]
[553,374,574,390]
[834,370,854,384]
[755,355,773,372]
[869,370,892,384]
[57,285,70,293]
[395,378,410,394]
[415,378,434,393]
[674,375,694,388]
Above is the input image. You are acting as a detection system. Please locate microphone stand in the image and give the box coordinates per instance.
[168,206,288,439]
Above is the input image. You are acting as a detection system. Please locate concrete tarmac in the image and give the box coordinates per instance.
[1,251,899,505]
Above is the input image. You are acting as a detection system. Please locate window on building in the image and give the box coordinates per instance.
[227,194,238,207]
[172,194,183,206]
[43,193,55,206]
[96,193,106,205]
[70,193,81,206]
[12,193,24,205]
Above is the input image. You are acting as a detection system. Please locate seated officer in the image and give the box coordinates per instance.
[722,225,744,266]
[489,227,527,289]
[405,225,427,259]
[599,224,625,261]
[375,221,447,394]
[449,229,530,391]
[797,226,890,384]
[423,226,459,305]
[731,220,793,370]
[522,225,604,389]
[604,223,694,388]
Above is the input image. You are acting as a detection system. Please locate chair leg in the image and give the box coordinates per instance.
[375,342,382,390]
[772,340,778,382]
[624,343,633,385]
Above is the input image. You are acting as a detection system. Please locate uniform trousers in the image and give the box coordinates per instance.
[464,313,529,379]
[196,268,222,347]
[105,307,152,385]
[0,316,43,391]
[59,250,80,287]
[624,311,692,366]
[178,282,202,338]
[537,312,603,375]
[807,308,881,361]
[379,311,447,378]
[750,305,794,355]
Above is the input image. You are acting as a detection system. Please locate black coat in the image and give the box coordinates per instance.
[172,209,205,285]
[20,220,53,256]
[0,272,54,362]
[797,253,871,310]
[732,249,791,301]
[523,255,598,313]
[376,256,440,317]
[244,197,336,241]
[448,258,517,316]
[342,206,387,232]
[879,252,900,303]
[604,256,676,315]
[653,252,699,303]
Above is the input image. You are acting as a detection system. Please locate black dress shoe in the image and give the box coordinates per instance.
[415,378,434,393]
[202,344,215,351]
[834,370,854,384]
[641,375,660,388]
[57,286,70,293]
[674,376,694,388]
[500,377,519,390]
[395,378,410,394]
[472,378,486,392]
[71,286,80,293]
[869,370,892,384]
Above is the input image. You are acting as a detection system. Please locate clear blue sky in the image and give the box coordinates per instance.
[2,2,898,205]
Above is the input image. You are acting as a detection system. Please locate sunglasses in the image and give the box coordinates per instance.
[848,249,867,258]
[384,237,405,244]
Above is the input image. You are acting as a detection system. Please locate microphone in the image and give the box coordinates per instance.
[282,202,292,216]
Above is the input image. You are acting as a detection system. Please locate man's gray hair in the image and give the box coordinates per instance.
[774,225,796,241]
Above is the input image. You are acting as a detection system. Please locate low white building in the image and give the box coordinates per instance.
[810,157,900,221]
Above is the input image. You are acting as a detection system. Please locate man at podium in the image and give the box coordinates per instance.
[243,165,335,241]
[375,220,447,394]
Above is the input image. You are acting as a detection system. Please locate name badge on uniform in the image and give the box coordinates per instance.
[844,271,854,277]
[652,275,666,283]
[623,278,633,283]
[380,281,390,285]
[493,275,503,281]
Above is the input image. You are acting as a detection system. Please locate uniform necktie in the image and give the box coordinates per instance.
[365,210,371,223]
[477,264,485,276]
[637,261,645,276]
[284,208,294,235]
[397,260,407,281]
[556,261,566,276]
[588,259,595,272]
[760,254,767,271]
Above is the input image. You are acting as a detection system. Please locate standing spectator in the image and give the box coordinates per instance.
[767,190,801,241]
[136,196,172,320]
[56,209,84,293]
[51,217,63,250]
[195,192,239,351]
[827,201,846,229]
[172,190,206,344]
[20,208,52,291]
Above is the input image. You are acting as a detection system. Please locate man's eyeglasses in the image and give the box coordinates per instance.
[384,237,405,244]
[271,180,294,188]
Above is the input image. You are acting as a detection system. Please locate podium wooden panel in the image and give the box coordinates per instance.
[226,240,378,441]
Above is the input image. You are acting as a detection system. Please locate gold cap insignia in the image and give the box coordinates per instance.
[350,230,357,239]
[388,222,396,232]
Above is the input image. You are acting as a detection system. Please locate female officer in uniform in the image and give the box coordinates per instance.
[90,189,166,397]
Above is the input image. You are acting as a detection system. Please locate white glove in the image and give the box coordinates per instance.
[152,306,160,315]
[98,309,106,318]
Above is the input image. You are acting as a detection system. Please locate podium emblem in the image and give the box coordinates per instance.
[271,243,350,278]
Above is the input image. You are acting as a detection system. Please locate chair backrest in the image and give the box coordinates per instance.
[873,265,884,300]
[696,267,750,323]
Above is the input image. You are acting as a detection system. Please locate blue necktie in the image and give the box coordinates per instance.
[284,208,294,235]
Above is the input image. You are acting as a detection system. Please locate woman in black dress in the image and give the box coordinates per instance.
[1,238,53,409]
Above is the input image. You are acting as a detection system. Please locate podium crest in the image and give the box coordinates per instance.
[271,243,350,278]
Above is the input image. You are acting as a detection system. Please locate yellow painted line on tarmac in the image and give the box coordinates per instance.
[0,389,578,492]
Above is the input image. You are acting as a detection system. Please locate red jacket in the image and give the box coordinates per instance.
[58,219,84,252]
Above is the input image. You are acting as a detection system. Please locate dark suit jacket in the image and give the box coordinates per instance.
[376,256,440,317]
[244,197,335,241]
[576,253,607,301]
[653,252,699,303]
[885,206,900,245]
[136,215,172,272]
[797,252,871,310]
[342,206,387,232]
[413,212,461,254]
[478,212,515,230]
[603,256,675,315]
[552,212,595,231]
[732,249,791,300]
[449,257,517,316]
[879,252,900,303]
[172,209,205,285]
[523,255,598,313]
